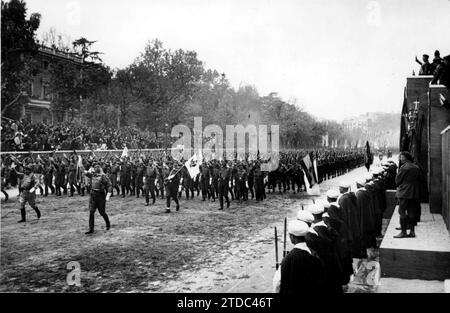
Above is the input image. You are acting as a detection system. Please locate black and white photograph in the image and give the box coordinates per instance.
[1,0,450,300]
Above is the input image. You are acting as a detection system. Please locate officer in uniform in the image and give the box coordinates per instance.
[12,164,41,223]
[84,163,112,234]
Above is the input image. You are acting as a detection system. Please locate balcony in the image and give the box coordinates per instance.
[38,45,83,64]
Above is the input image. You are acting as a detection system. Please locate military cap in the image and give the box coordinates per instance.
[326,189,340,199]
[306,203,324,215]
[288,220,309,237]
[339,181,351,189]
[356,178,366,186]
[297,210,314,223]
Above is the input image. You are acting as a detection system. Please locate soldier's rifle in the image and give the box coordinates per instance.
[274,227,279,270]
[283,217,287,258]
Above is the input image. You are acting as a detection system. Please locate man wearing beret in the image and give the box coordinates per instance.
[273,220,324,293]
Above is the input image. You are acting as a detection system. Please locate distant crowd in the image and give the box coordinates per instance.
[0,119,164,152]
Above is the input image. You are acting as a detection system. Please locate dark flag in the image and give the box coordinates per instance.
[364,141,373,171]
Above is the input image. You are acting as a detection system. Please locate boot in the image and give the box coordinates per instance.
[176,204,180,211]
[394,220,408,238]
[408,225,416,237]
[85,230,94,235]
[34,206,41,219]
[18,208,26,223]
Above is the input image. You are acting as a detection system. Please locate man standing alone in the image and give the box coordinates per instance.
[394,152,421,238]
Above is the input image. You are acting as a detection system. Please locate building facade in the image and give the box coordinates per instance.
[21,45,83,124]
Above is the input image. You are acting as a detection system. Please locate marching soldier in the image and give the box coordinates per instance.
[11,163,41,223]
[135,160,145,198]
[120,158,131,198]
[129,160,136,196]
[109,161,120,197]
[33,159,44,195]
[211,162,220,201]
[68,157,78,197]
[253,161,265,202]
[84,163,112,235]
[218,160,230,210]
[182,166,195,200]
[159,163,169,199]
[247,162,255,200]
[199,162,210,201]
[54,158,67,196]
[1,160,9,202]
[144,161,157,206]
[165,163,180,213]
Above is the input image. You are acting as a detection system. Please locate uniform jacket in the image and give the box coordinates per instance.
[395,162,421,199]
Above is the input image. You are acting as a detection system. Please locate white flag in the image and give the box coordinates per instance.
[185,153,202,179]
[121,146,128,158]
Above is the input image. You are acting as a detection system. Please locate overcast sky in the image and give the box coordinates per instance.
[25,0,450,121]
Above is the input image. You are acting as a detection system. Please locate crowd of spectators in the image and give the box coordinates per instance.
[0,119,165,152]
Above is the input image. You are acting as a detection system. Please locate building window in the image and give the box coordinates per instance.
[42,61,49,70]
[42,84,52,101]
[27,82,34,97]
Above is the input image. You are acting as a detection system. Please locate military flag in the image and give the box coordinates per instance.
[364,141,373,171]
[184,152,202,179]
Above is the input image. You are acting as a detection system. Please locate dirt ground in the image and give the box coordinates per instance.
[0,186,315,292]
[1,165,387,293]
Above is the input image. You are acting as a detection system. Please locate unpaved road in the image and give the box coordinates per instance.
[0,166,382,292]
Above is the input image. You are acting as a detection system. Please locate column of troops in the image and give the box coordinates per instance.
[0,149,367,220]
[273,160,398,294]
